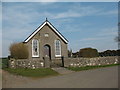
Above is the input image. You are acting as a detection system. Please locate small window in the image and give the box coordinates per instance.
[32,39,39,57]
[55,40,61,57]
[44,33,49,37]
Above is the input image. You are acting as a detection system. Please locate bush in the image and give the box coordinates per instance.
[9,42,29,59]
[79,48,99,58]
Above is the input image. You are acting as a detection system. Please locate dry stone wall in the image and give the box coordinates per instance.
[9,59,44,69]
[64,56,119,67]
[9,56,119,69]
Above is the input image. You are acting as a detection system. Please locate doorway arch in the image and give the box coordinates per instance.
[44,44,51,59]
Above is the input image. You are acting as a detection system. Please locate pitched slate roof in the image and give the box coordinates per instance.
[24,19,68,44]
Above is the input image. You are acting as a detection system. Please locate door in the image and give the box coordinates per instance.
[44,45,51,59]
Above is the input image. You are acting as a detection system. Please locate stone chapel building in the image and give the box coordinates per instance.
[23,19,68,60]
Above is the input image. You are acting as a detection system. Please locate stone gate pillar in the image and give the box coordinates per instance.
[44,57,50,68]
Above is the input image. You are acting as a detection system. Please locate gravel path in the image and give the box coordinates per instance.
[2,66,118,88]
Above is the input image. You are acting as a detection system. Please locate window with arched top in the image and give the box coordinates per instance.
[55,40,61,57]
[32,39,39,57]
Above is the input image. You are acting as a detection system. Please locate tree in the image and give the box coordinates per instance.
[117,49,120,56]
[79,48,99,58]
[115,36,120,42]
[99,49,120,56]
[9,42,29,59]
[68,49,72,57]
[72,52,79,58]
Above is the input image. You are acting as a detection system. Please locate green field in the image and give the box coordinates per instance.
[0,58,2,69]
[1,58,9,69]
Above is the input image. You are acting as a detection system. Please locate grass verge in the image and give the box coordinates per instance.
[4,68,59,77]
[1,58,9,69]
[67,64,120,71]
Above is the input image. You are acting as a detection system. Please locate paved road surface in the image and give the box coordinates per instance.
[3,66,118,88]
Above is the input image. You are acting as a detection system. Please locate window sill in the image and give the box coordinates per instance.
[55,55,61,57]
[32,56,39,58]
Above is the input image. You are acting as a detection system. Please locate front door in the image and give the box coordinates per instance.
[44,45,51,59]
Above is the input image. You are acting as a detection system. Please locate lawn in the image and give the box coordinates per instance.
[67,64,120,71]
[4,68,59,77]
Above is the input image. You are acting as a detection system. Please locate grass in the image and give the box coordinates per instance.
[1,58,59,78]
[1,58,9,69]
[67,64,120,71]
[0,58,2,69]
[4,68,59,77]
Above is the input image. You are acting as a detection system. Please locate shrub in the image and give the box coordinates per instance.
[79,48,99,58]
[9,42,29,59]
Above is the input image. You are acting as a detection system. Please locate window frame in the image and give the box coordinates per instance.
[32,39,39,57]
[55,40,61,57]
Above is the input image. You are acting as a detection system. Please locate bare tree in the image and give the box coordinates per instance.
[115,36,120,42]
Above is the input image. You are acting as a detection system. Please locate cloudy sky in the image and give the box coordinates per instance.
[2,2,118,57]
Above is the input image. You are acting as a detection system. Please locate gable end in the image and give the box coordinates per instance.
[24,20,68,44]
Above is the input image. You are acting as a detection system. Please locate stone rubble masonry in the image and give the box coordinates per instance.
[44,57,50,68]
[64,56,119,67]
[9,59,44,69]
[9,56,119,69]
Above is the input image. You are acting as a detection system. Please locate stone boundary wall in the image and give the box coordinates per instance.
[64,56,119,67]
[9,59,44,69]
[50,59,62,67]
[9,56,119,69]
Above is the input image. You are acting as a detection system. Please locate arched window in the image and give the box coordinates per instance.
[55,40,61,57]
[32,39,39,57]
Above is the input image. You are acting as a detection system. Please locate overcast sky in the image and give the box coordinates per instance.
[2,2,118,57]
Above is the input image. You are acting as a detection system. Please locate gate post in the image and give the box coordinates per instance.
[44,57,50,68]
[61,56,64,67]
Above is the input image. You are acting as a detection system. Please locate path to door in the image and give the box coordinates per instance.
[2,66,118,88]
[51,67,75,74]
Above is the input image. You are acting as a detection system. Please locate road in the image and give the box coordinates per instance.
[2,66,118,88]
